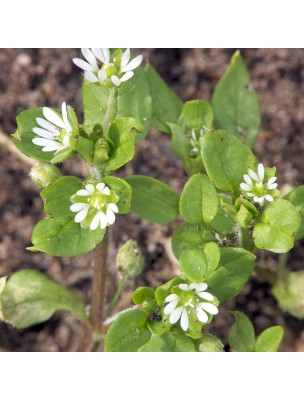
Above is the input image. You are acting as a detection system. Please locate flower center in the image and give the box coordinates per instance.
[102,64,118,78]
[89,193,109,211]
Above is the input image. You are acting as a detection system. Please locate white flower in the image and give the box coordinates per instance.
[73,48,143,86]
[164,283,218,331]
[32,102,72,153]
[240,163,278,205]
[70,182,119,231]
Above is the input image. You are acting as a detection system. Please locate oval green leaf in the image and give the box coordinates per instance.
[255,326,284,352]
[284,185,304,240]
[253,199,301,253]
[178,100,213,130]
[0,270,88,329]
[125,175,179,223]
[138,332,196,352]
[211,51,261,148]
[180,174,219,224]
[228,311,256,352]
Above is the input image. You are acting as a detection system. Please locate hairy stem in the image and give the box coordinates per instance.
[91,230,109,331]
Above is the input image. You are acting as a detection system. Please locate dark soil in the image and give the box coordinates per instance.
[0,49,304,352]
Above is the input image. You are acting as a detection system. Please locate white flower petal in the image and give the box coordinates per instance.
[199,302,219,315]
[197,292,214,301]
[195,283,208,292]
[81,48,98,69]
[120,71,134,82]
[164,300,179,315]
[180,308,189,331]
[85,184,95,194]
[196,307,208,323]
[258,163,265,181]
[70,203,89,212]
[75,207,89,223]
[36,118,57,133]
[99,212,108,229]
[108,203,118,213]
[178,283,189,291]
[90,212,101,230]
[265,195,274,202]
[268,177,277,185]
[111,75,121,86]
[100,48,110,64]
[169,306,183,324]
[247,192,254,197]
[98,69,107,82]
[76,189,91,196]
[258,196,265,203]
[165,294,179,302]
[243,174,253,185]
[32,138,61,149]
[189,283,199,290]
[73,57,97,72]
[240,183,252,192]
[96,183,105,193]
[32,128,55,139]
[61,102,72,132]
[249,169,259,182]
[43,107,66,130]
[106,208,116,225]
[253,196,259,202]
[91,48,108,64]
[268,183,278,190]
[84,71,99,83]
[120,48,131,69]
[103,187,110,195]
[121,54,143,72]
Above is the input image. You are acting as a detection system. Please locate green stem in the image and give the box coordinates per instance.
[278,252,289,276]
[239,226,252,251]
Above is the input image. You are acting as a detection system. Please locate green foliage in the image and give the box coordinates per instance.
[0,270,88,329]
[228,311,256,352]
[178,100,213,130]
[206,248,255,301]
[82,67,153,142]
[212,51,261,148]
[107,117,143,170]
[201,130,256,193]
[171,223,216,259]
[138,332,196,352]
[284,185,304,240]
[255,326,284,352]
[145,63,183,133]
[229,312,284,352]
[103,176,132,214]
[196,334,224,352]
[179,242,220,282]
[125,175,179,223]
[179,174,219,224]
[253,199,301,253]
[273,271,304,318]
[104,310,151,352]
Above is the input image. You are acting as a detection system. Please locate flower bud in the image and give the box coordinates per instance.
[197,334,224,352]
[29,163,60,188]
[116,240,144,278]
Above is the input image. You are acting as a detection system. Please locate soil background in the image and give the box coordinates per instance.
[0,48,304,352]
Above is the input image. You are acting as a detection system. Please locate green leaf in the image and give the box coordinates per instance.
[138,332,196,352]
[82,67,153,142]
[108,117,143,170]
[180,174,218,224]
[211,51,261,148]
[125,175,179,223]
[284,186,304,240]
[170,123,204,176]
[255,326,284,352]
[104,310,151,352]
[179,242,220,282]
[41,176,82,218]
[228,311,256,352]
[209,202,235,236]
[103,176,132,214]
[196,334,224,352]
[207,247,255,301]
[12,108,56,163]
[0,270,87,329]
[178,100,213,130]
[155,277,185,305]
[29,216,105,257]
[171,223,216,260]
[132,287,156,314]
[253,199,301,253]
[145,63,183,133]
[272,271,304,319]
[201,130,256,193]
